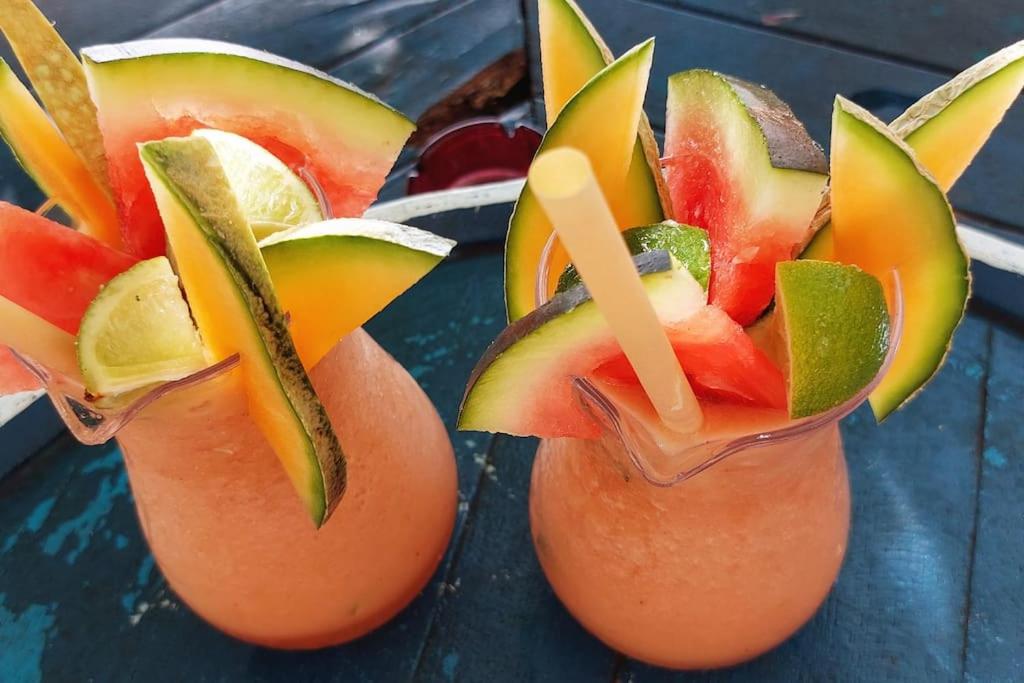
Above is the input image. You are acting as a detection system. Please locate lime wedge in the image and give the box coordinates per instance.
[750,260,890,418]
[194,129,324,239]
[556,221,711,293]
[77,257,208,396]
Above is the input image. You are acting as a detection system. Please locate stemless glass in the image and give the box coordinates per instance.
[8,193,458,649]
[528,236,902,669]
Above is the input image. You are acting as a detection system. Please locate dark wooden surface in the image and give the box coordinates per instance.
[1,1,1022,681]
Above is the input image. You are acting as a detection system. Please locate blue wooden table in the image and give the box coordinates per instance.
[1,2,1022,681]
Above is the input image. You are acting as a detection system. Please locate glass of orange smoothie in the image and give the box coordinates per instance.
[523,242,900,669]
[16,327,456,649]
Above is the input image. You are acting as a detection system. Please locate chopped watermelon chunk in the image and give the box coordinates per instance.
[0,202,137,334]
[664,70,827,325]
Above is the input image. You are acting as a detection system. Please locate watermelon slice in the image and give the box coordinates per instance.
[664,70,827,326]
[460,251,785,439]
[0,202,137,334]
[81,39,415,258]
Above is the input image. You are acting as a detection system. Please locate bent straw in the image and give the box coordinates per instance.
[528,147,703,433]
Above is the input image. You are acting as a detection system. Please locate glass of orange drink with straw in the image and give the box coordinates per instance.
[459,0,1019,667]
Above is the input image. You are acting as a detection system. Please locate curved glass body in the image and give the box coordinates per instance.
[22,329,457,648]
[527,236,901,669]
[531,419,848,668]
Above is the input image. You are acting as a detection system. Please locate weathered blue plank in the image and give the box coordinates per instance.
[617,315,991,681]
[527,0,1024,232]
[650,0,1024,73]
[964,325,1024,682]
[148,0,464,72]
[413,436,620,681]
[331,0,524,122]
[0,254,506,682]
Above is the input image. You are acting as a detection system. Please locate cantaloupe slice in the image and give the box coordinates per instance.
[505,40,657,321]
[0,59,121,248]
[830,97,968,419]
[804,40,1024,259]
[538,0,669,215]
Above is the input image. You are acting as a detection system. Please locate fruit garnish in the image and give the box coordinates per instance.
[750,261,890,419]
[664,69,828,327]
[460,251,785,439]
[140,134,345,526]
[261,219,455,368]
[537,0,670,214]
[0,201,136,334]
[556,221,710,293]
[830,96,968,420]
[506,39,658,321]
[0,294,80,384]
[0,0,112,197]
[0,58,120,248]
[802,39,1024,260]
[76,257,207,396]
[82,38,415,259]
[192,129,323,240]
[892,39,1024,191]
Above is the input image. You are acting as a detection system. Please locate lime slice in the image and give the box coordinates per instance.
[77,257,208,396]
[751,260,890,418]
[194,129,324,239]
[556,221,711,292]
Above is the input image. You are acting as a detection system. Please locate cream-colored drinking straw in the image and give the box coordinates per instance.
[528,147,703,433]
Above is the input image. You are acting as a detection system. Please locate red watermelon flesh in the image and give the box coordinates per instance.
[82,40,416,258]
[594,305,787,411]
[664,70,828,326]
[0,202,137,334]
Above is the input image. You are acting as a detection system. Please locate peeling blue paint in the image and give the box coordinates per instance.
[0,593,55,683]
[404,331,444,346]
[441,651,459,681]
[81,449,122,474]
[983,446,1007,470]
[2,497,56,553]
[408,364,432,380]
[41,471,128,564]
[423,346,451,362]
[121,554,156,614]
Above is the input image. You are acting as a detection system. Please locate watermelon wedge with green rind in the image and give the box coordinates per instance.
[0,202,137,395]
[664,70,827,326]
[82,39,415,258]
[461,251,785,439]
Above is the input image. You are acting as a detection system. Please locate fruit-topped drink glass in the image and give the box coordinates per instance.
[524,235,903,669]
[0,3,462,650]
[8,179,461,650]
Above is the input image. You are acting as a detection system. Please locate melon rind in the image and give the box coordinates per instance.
[830,96,969,420]
[140,135,346,527]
